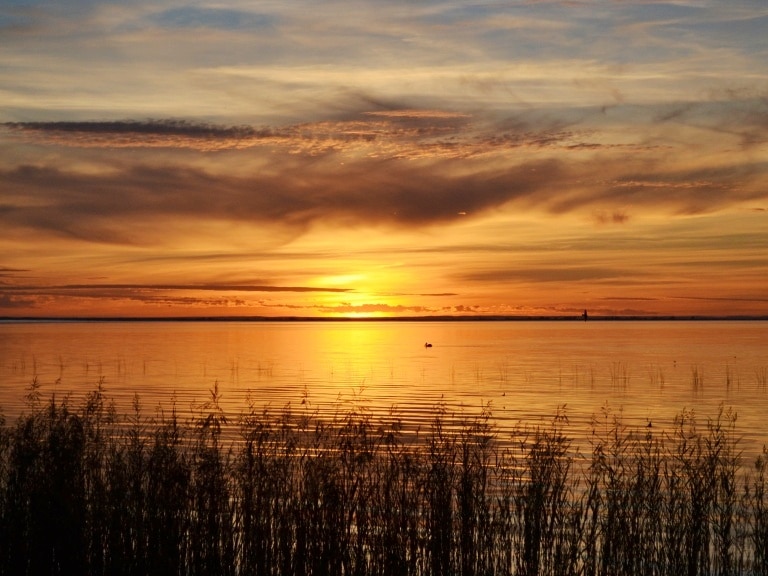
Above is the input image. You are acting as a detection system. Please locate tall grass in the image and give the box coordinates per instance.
[1,380,767,575]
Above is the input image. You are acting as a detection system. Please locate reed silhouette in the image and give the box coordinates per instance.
[0,379,766,575]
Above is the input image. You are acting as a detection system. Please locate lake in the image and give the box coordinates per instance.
[1,319,767,456]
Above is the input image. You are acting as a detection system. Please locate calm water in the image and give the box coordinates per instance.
[1,320,767,454]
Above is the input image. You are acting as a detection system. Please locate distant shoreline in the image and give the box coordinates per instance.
[2,315,768,323]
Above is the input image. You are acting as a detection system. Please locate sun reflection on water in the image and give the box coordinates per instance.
[1,320,767,456]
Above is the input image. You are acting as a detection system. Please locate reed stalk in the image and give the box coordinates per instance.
[0,381,767,575]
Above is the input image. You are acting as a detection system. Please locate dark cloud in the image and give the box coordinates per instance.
[450,305,482,313]
[593,210,630,225]
[0,158,567,243]
[3,139,766,247]
[0,266,30,277]
[4,120,277,150]
[2,110,767,300]
[0,282,351,312]
[456,267,634,284]
[0,293,37,309]
[0,283,349,295]
[6,119,258,137]
[677,295,768,304]
[2,113,598,156]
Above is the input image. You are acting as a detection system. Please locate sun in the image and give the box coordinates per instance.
[304,264,439,318]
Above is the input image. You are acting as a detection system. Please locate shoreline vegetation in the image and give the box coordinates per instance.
[1,383,767,575]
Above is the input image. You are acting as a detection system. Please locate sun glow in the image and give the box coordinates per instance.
[320,273,366,286]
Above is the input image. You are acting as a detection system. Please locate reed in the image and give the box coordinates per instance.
[0,382,767,576]
[757,367,768,391]
[609,362,629,390]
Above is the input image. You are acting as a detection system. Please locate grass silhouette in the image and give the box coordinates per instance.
[0,378,766,575]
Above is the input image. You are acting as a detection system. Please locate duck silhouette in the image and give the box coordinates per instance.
[424,342,433,348]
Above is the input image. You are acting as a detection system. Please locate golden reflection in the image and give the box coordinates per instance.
[3,321,768,460]
[274,322,400,407]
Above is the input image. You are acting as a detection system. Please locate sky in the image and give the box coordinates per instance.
[1,0,767,318]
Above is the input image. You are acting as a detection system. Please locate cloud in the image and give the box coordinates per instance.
[3,112,584,157]
[364,109,471,119]
[676,295,768,304]
[312,302,437,315]
[149,7,276,31]
[4,120,277,151]
[0,282,351,312]
[1,283,350,295]
[2,124,766,248]
[6,93,766,167]
[0,293,38,309]
[650,96,768,148]
[592,210,630,225]
[0,266,30,278]
[0,157,571,244]
[455,266,636,284]
[1,1,767,319]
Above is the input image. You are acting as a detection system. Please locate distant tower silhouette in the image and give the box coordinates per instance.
[582,309,588,322]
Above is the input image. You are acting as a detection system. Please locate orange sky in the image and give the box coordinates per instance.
[1,1,767,318]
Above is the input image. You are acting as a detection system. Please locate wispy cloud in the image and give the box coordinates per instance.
[3,112,589,156]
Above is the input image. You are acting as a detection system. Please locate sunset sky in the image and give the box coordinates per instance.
[2,0,767,318]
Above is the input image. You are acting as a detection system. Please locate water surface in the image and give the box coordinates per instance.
[2,320,767,454]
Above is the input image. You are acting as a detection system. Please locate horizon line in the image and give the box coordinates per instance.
[2,314,768,323]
